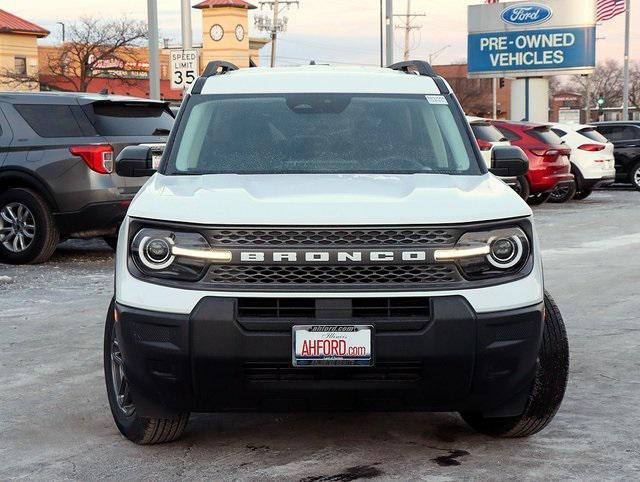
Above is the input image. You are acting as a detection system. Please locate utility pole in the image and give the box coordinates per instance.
[394,0,425,61]
[181,0,193,50]
[256,0,299,67]
[385,0,393,65]
[379,0,383,67]
[492,78,497,119]
[147,0,160,100]
[622,0,631,120]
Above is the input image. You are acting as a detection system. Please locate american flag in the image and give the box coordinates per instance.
[597,0,626,21]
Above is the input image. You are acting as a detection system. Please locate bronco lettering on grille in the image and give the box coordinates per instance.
[237,250,431,264]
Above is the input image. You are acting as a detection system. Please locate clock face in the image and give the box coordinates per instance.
[210,24,224,41]
[235,24,245,42]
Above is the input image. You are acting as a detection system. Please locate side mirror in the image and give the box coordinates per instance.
[115,145,156,177]
[490,145,529,177]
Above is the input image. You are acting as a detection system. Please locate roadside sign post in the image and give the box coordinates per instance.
[170,49,199,92]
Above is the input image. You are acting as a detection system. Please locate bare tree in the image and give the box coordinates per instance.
[627,61,640,112]
[569,60,624,109]
[448,77,494,116]
[43,16,148,92]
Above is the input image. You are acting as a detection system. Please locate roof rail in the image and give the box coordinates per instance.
[388,60,436,77]
[388,60,449,94]
[191,61,239,94]
[202,60,239,77]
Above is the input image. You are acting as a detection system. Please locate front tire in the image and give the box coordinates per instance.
[527,192,551,206]
[104,300,190,444]
[548,181,576,203]
[0,188,59,264]
[514,176,530,200]
[629,162,640,191]
[460,291,569,437]
[573,188,592,200]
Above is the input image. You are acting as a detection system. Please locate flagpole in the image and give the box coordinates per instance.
[622,0,631,120]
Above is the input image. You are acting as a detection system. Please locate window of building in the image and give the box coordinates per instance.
[15,57,27,75]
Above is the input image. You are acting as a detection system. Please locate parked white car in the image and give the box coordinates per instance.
[105,61,568,444]
[548,123,616,200]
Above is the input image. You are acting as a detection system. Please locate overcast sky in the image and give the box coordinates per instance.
[14,0,639,67]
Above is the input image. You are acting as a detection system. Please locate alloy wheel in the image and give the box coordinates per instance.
[634,167,640,188]
[110,326,135,417]
[0,202,36,253]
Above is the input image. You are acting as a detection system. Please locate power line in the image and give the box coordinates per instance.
[255,0,300,67]
[393,0,425,61]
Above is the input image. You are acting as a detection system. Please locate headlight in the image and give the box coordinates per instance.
[130,228,214,281]
[435,226,530,279]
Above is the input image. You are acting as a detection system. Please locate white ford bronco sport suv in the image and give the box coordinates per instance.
[105,61,569,444]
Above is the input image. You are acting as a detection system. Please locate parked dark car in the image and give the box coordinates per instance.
[592,121,640,191]
[0,92,173,264]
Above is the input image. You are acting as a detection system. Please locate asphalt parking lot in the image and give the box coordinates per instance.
[1,189,639,480]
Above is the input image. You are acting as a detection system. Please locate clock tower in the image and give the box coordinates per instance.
[194,0,257,69]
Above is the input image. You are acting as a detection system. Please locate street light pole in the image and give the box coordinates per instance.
[270,0,279,68]
[181,0,193,50]
[147,0,160,100]
[56,22,65,42]
[385,0,393,66]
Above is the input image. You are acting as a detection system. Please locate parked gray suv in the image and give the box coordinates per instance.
[0,92,173,264]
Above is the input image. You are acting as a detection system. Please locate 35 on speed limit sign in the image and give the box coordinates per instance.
[170,49,199,90]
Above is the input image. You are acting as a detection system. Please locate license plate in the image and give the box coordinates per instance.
[292,325,373,367]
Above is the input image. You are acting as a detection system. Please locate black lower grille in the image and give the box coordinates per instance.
[237,297,430,320]
[208,264,461,287]
[244,362,424,382]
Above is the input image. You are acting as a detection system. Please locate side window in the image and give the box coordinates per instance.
[551,128,566,137]
[601,126,626,142]
[14,104,96,138]
[621,126,640,141]
[496,126,520,141]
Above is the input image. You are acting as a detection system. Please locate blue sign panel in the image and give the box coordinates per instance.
[500,4,553,26]
[468,26,595,74]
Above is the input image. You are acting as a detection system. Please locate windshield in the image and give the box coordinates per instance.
[86,102,174,137]
[527,126,563,145]
[471,123,506,143]
[577,127,608,143]
[166,94,480,175]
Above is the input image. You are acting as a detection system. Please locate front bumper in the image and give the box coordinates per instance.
[54,200,131,237]
[114,297,543,416]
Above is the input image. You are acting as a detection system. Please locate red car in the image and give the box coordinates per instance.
[491,121,574,205]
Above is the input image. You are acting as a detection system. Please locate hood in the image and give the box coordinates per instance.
[128,173,531,225]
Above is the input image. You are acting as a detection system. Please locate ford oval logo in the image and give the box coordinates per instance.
[501,4,553,26]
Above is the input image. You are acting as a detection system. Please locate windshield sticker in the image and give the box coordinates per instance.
[425,95,448,105]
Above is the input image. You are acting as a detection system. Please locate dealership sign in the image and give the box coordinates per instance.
[468,0,596,78]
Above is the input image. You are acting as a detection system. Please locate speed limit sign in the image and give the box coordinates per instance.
[170,49,199,91]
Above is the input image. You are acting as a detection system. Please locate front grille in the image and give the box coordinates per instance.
[207,227,458,246]
[208,264,461,286]
[237,297,430,319]
[244,361,424,382]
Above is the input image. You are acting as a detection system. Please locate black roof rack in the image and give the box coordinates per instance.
[387,60,449,94]
[202,60,239,76]
[191,61,239,94]
[388,60,436,77]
